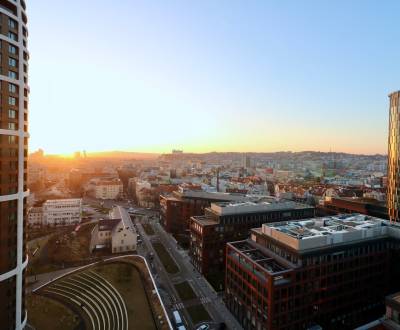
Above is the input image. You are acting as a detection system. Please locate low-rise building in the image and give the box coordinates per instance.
[320,196,389,219]
[94,178,123,199]
[90,206,137,253]
[189,198,315,283]
[27,207,43,227]
[225,214,400,330]
[42,199,82,227]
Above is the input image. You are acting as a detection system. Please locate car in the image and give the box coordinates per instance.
[196,325,209,330]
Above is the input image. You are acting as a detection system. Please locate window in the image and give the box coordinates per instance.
[8,136,16,144]
[8,97,16,106]
[8,71,17,79]
[8,83,16,93]
[8,123,15,130]
[8,58,17,67]
[8,32,17,41]
[8,110,16,118]
[8,18,17,30]
[8,45,17,54]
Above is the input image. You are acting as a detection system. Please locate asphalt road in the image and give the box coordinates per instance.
[135,215,243,330]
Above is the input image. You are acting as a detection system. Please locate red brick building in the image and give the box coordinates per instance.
[159,185,250,236]
[189,199,315,286]
[225,214,400,330]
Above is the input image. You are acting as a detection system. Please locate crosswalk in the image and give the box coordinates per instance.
[171,296,211,311]
[172,302,185,310]
[200,296,211,304]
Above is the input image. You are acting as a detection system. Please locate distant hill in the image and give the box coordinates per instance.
[85,151,160,159]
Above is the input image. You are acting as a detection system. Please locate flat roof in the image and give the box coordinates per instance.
[210,199,312,216]
[228,240,290,274]
[260,213,400,251]
[191,215,218,226]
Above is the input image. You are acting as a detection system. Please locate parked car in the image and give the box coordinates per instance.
[196,325,209,330]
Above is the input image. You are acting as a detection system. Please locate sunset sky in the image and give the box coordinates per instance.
[28,0,400,155]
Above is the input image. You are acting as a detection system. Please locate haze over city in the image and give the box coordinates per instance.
[29,0,400,155]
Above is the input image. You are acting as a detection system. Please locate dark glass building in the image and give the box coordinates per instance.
[0,1,29,329]
[388,91,400,222]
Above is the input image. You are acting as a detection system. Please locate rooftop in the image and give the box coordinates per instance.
[191,215,218,226]
[210,198,312,216]
[228,240,290,274]
[260,214,400,252]
[110,205,135,231]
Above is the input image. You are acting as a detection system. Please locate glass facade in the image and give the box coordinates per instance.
[388,91,400,222]
[0,1,29,329]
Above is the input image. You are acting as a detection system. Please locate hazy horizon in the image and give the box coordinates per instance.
[31,148,388,158]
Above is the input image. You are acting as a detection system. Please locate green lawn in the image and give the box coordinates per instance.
[27,294,81,330]
[174,281,197,301]
[152,242,179,274]
[186,304,212,324]
[93,263,157,330]
[142,223,155,235]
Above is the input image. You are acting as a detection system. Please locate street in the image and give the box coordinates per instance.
[134,212,243,330]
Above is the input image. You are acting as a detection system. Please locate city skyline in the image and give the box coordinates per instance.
[28,1,400,155]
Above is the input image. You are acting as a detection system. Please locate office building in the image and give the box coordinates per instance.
[42,199,82,227]
[388,91,400,222]
[225,214,400,330]
[189,198,315,279]
[0,1,29,329]
[321,196,388,220]
[160,184,252,235]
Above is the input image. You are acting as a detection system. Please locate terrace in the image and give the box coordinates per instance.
[229,241,290,275]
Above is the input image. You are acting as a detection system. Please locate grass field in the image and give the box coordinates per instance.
[142,223,155,235]
[174,281,197,301]
[28,222,96,275]
[94,262,157,330]
[186,304,212,324]
[152,242,179,274]
[27,294,81,330]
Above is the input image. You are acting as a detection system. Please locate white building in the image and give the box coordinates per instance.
[94,179,123,200]
[27,207,43,227]
[42,199,82,227]
[90,206,137,253]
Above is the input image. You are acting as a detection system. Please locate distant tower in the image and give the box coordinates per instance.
[242,153,251,169]
[387,91,400,222]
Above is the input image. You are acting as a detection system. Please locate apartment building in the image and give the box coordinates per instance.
[94,178,123,200]
[0,1,30,328]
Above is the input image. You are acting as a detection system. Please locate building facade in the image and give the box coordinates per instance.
[0,1,29,329]
[160,186,249,235]
[94,178,123,200]
[225,214,400,330]
[388,91,400,222]
[27,206,42,227]
[42,199,82,227]
[90,206,137,253]
[189,199,315,281]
